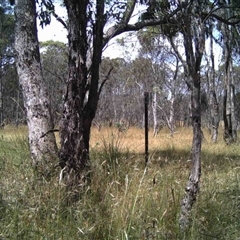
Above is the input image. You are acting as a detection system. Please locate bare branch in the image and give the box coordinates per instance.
[98,66,113,96]
[210,13,240,25]
[169,37,185,67]
[104,18,174,46]
[121,0,137,25]
[52,11,68,29]
[103,3,182,49]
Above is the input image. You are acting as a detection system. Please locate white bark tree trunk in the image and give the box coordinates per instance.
[208,26,219,143]
[169,6,205,230]
[15,0,58,174]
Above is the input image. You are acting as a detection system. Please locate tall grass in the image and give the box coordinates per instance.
[1,126,240,239]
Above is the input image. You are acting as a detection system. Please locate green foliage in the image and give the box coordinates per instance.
[105,1,128,22]
[40,40,67,49]
[91,130,130,182]
[139,0,170,21]
[37,0,55,28]
[160,23,179,38]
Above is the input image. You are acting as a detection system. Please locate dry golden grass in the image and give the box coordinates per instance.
[90,126,193,153]
[0,124,28,140]
[90,125,239,160]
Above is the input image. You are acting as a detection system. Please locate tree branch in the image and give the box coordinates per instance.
[98,66,113,96]
[52,10,68,29]
[40,129,59,138]
[210,13,240,25]
[104,18,173,47]
[120,0,137,25]
[41,0,68,29]
[103,3,181,49]
[168,37,192,90]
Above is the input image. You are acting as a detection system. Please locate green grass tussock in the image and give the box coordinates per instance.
[1,126,240,239]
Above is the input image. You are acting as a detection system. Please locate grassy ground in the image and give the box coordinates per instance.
[0,125,240,239]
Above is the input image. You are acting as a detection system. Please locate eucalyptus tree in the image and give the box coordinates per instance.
[166,3,206,229]
[208,0,240,143]
[158,53,181,136]
[222,10,238,143]
[13,0,185,180]
[159,0,240,230]
[14,0,58,174]
[55,0,187,184]
[145,43,182,136]
[14,2,240,217]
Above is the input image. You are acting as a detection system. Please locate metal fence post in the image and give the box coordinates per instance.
[144,92,149,167]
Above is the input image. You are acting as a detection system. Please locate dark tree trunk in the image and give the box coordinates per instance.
[59,0,104,184]
[223,87,231,141]
[222,13,237,143]
[59,0,90,182]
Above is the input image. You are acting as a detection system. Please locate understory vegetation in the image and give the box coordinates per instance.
[0,126,240,239]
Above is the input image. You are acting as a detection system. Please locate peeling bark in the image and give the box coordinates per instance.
[59,0,90,184]
[179,73,202,230]
[59,0,105,185]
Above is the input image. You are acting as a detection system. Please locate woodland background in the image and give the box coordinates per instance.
[1,0,240,238]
